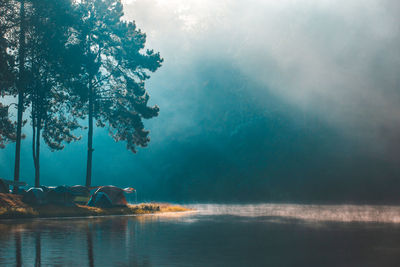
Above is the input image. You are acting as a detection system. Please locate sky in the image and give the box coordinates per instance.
[1,0,400,203]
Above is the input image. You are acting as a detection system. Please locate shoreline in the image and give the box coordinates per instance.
[0,193,190,220]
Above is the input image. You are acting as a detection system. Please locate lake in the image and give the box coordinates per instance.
[1,204,400,266]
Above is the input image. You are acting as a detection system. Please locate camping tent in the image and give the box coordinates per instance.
[88,186,135,207]
[0,179,9,193]
[0,178,26,194]
[69,185,91,204]
[23,188,46,205]
[87,192,113,208]
[46,186,76,206]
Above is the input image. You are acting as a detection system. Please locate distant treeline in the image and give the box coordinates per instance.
[0,0,162,190]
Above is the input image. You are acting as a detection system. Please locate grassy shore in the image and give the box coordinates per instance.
[0,193,190,219]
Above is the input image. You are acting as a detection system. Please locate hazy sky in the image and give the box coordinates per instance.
[1,0,400,203]
[123,0,400,152]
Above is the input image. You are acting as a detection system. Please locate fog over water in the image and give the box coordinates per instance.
[189,204,400,223]
[2,204,400,266]
[1,0,400,203]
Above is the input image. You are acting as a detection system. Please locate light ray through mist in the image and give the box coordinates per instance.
[122,0,400,154]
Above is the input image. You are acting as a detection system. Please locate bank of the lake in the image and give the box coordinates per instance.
[0,193,190,219]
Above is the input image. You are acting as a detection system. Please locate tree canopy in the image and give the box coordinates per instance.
[0,0,162,189]
[71,0,163,186]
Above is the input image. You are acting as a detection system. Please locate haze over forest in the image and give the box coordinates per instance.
[1,0,400,203]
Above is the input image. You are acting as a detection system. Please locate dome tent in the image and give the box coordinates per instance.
[22,188,46,205]
[46,185,79,206]
[0,178,26,194]
[69,185,91,204]
[0,179,9,193]
[87,186,135,207]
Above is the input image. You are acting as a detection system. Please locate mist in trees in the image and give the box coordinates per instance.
[0,0,162,189]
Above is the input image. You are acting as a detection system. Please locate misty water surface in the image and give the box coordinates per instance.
[1,204,400,266]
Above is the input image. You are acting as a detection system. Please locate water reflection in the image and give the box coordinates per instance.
[15,231,21,267]
[1,205,400,266]
[86,224,94,267]
[35,232,41,267]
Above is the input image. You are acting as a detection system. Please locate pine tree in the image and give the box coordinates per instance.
[27,0,83,186]
[0,104,16,149]
[74,0,162,187]
[1,0,83,187]
[0,1,17,148]
[100,20,162,153]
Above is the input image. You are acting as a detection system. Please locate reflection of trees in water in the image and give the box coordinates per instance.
[0,217,156,267]
[86,223,94,267]
[15,231,22,267]
[11,225,40,267]
[35,232,41,267]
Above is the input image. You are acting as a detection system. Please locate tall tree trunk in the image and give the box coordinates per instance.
[32,104,37,182]
[33,78,41,187]
[32,57,38,187]
[85,79,94,187]
[13,0,25,193]
[32,116,41,187]
[35,114,41,187]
